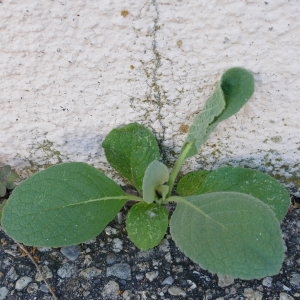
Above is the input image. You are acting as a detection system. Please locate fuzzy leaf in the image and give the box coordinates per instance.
[126,202,169,250]
[177,167,290,220]
[142,160,169,203]
[0,183,6,198]
[184,68,254,158]
[0,199,6,220]
[1,162,126,247]
[102,123,160,193]
[170,192,285,279]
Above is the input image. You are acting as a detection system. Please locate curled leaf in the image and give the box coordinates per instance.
[142,160,169,203]
[183,67,254,158]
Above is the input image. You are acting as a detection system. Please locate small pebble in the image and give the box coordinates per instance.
[146,271,159,282]
[107,263,131,280]
[79,267,102,279]
[15,276,32,291]
[136,250,153,259]
[136,273,144,281]
[40,283,49,293]
[6,267,18,281]
[218,274,234,287]
[290,272,300,288]
[116,212,123,224]
[243,288,263,300]
[83,291,90,297]
[112,238,123,253]
[0,287,9,300]
[2,258,12,268]
[159,239,170,252]
[57,263,75,278]
[168,286,186,297]
[60,245,81,261]
[122,290,137,300]
[152,259,159,267]
[106,253,117,264]
[277,281,292,291]
[279,293,295,300]
[101,280,119,300]
[164,252,172,263]
[262,277,273,288]
[37,247,52,252]
[105,226,118,235]
[27,282,39,294]
[162,276,174,285]
[35,265,53,282]
[187,279,197,290]
[83,254,92,267]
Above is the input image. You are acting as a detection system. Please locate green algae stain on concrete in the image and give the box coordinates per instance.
[36,140,62,163]
[21,140,63,176]
[270,136,283,143]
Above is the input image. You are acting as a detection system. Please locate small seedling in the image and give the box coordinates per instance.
[0,165,19,197]
[1,68,290,279]
[0,165,19,218]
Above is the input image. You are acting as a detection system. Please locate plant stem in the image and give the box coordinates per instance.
[124,194,143,202]
[167,142,193,197]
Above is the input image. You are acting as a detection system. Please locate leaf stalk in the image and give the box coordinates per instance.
[167,142,193,197]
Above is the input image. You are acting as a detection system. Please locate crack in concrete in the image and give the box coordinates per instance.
[148,0,168,150]
[151,0,162,105]
[148,0,169,161]
[128,1,168,160]
[129,1,169,162]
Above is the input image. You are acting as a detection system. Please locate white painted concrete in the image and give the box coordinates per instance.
[0,1,299,192]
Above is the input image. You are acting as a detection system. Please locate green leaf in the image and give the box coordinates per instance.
[5,171,19,190]
[0,199,7,221]
[126,202,169,250]
[102,123,161,193]
[170,192,285,279]
[184,67,254,158]
[142,160,169,203]
[1,162,127,247]
[177,170,209,196]
[177,167,290,220]
[0,183,6,198]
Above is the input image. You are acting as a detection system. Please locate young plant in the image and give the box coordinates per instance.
[1,68,290,280]
[0,165,19,197]
[0,165,19,219]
